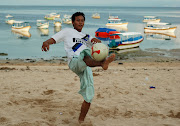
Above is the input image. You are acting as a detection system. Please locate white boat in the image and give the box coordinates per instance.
[92,13,100,19]
[54,19,62,27]
[11,21,31,32]
[49,13,60,18]
[37,20,49,29]
[144,22,177,33]
[106,18,128,27]
[108,32,144,50]
[143,16,160,23]
[5,14,15,24]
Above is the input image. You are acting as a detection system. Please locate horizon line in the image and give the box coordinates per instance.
[0,5,180,7]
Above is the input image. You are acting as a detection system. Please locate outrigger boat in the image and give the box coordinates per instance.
[106,18,128,27]
[92,13,100,19]
[11,21,31,32]
[143,16,160,23]
[144,22,177,33]
[108,32,144,50]
[36,20,49,29]
[5,14,15,24]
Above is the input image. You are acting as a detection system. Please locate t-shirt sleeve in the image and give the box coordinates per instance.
[51,29,66,43]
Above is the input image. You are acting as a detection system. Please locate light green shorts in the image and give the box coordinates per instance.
[68,49,94,103]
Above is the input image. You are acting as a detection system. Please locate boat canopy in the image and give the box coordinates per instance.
[144,16,157,18]
[13,21,25,24]
[96,28,116,33]
[37,20,48,22]
[147,22,171,25]
[108,18,121,21]
[109,16,119,19]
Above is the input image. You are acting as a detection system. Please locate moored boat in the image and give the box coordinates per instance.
[92,13,100,19]
[49,13,60,18]
[11,21,31,32]
[144,22,177,33]
[37,20,49,29]
[106,18,128,27]
[143,16,160,23]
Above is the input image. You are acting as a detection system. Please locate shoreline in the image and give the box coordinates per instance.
[0,48,180,66]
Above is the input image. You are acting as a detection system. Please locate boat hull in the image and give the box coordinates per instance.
[44,16,55,20]
[106,22,128,27]
[12,26,31,32]
[92,16,100,19]
[144,27,177,33]
[110,38,144,50]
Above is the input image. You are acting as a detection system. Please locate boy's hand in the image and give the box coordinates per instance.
[91,38,101,44]
[42,42,49,52]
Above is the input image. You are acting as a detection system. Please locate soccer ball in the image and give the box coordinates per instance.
[90,43,109,61]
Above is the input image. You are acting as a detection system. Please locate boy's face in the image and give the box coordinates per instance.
[72,15,84,32]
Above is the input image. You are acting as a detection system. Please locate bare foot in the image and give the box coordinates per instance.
[78,120,84,124]
[102,53,116,70]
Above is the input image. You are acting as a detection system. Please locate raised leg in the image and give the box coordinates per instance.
[83,53,115,70]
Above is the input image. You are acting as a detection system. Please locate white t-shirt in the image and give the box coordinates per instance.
[52,28,93,64]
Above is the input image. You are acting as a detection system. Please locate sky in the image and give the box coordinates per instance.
[0,0,180,7]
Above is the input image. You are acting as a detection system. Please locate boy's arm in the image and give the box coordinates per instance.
[42,38,56,52]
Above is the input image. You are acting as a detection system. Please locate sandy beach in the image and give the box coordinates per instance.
[0,50,180,126]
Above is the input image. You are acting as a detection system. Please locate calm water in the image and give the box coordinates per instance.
[0,6,180,59]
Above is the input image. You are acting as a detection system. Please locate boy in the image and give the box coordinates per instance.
[41,12,115,123]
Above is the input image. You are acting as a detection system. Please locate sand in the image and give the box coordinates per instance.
[0,50,180,126]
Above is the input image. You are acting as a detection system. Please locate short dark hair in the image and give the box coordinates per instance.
[71,12,85,22]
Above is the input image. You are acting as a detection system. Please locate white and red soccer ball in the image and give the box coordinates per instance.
[90,43,109,61]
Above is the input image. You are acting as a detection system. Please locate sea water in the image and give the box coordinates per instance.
[0,6,180,59]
